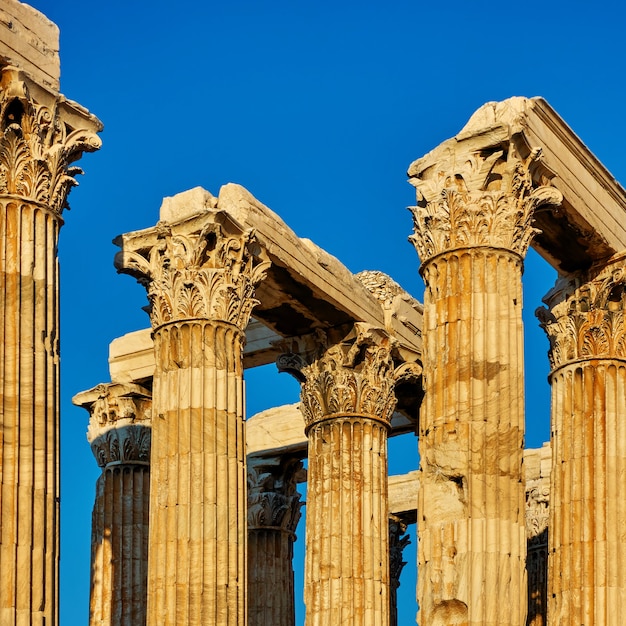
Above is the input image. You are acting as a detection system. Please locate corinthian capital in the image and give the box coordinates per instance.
[0,66,102,214]
[73,383,152,468]
[408,140,561,263]
[299,323,397,430]
[247,456,303,534]
[115,211,270,331]
[537,254,626,369]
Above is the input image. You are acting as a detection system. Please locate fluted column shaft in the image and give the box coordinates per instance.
[299,326,396,626]
[74,383,152,626]
[306,416,389,625]
[91,465,150,625]
[539,256,626,625]
[149,321,246,624]
[247,456,302,626]
[0,66,100,625]
[524,444,551,626]
[408,138,561,625]
[418,248,527,625]
[0,197,61,626]
[115,213,269,626]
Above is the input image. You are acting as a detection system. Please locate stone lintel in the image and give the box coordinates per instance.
[0,0,59,91]
[388,470,420,525]
[409,96,626,273]
[116,184,422,361]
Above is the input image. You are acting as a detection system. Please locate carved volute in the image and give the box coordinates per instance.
[247,457,303,535]
[538,253,626,370]
[299,323,397,431]
[0,66,102,215]
[408,140,562,265]
[115,214,270,331]
[78,383,152,468]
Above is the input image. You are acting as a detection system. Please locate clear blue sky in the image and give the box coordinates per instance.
[24,0,626,623]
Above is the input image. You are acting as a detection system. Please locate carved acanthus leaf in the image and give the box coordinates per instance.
[116,219,270,330]
[408,144,562,263]
[90,424,152,468]
[247,457,303,533]
[0,68,101,214]
[299,324,397,428]
[538,258,626,369]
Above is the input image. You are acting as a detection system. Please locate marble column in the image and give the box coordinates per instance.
[0,66,101,624]
[388,515,410,626]
[408,142,561,625]
[115,213,269,626]
[524,444,551,626]
[299,324,397,626]
[538,253,626,625]
[73,383,152,626]
[247,455,303,626]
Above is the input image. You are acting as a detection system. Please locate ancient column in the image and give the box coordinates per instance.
[299,324,397,626]
[247,455,303,626]
[538,254,626,625]
[524,444,551,626]
[388,515,410,626]
[0,61,101,623]
[408,141,561,625]
[73,383,152,626]
[115,208,269,626]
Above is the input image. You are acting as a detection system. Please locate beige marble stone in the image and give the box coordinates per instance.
[539,253,626,625]
[408,117,562,626]
[115,210,270,626]
[0,8,101,622]
[73,383,152,626]
[0,0,59,90]
[298,324,397,626]
[247,455,303,626]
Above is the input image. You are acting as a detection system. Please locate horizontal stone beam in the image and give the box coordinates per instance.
[116,186,423,366]
[0,0,59,91]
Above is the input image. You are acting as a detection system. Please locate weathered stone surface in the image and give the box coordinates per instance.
[116,211,270,626]
[539,253,626,625]
[299,325,397,626]
[74,383,152,626]
[412,96,626,272]
[525,443,551,626]
[0,0,59,90]
[0,10,101,623]
[408,124,558,625]
[247,456,303,626]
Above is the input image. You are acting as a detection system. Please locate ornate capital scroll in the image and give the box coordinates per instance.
[299,323,397,430]
[408,142,562,264]
[115,213,270,331]
[0,66,102,214]
[537,255,626,370]
[247,456,303,535]
[75,383,152,468]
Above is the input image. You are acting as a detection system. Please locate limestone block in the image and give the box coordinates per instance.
[0,0,59,90]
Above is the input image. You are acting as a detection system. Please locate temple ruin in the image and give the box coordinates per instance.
[3,1,626,625]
